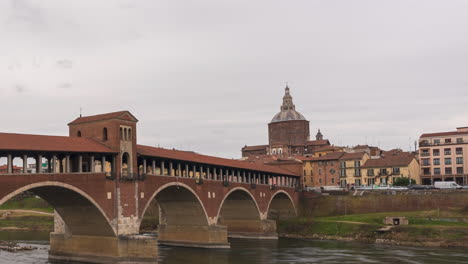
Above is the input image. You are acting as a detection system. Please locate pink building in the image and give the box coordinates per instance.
[419,127,468,185]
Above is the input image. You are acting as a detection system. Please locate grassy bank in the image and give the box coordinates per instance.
[278,208,468,248]
[0,197,53,213]
[0,211,53,232]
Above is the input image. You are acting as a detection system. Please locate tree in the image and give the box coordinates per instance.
[393,177,416,186]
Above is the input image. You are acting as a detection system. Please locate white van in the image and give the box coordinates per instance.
[434,181,462,189]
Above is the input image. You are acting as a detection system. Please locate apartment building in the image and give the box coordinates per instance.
[419,127,468,185]
[339,152,370,188]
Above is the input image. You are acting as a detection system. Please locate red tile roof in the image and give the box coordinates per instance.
[0,133,116,153]
[313,145,344,153]
[137,145,298,176]
[362,155,416,168]
[242,145,268,151]
[339,152,367,160]
[420,131,468,138]
[68,111,138,125]
[300,152,345,161]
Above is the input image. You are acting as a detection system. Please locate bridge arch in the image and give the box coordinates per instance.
[0,181,116,237]
[217,187,261,223]
[267,190,297,220]
[139,182,209,231]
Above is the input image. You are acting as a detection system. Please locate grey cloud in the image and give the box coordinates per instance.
[56,59,73,69]
[1,0,468,158]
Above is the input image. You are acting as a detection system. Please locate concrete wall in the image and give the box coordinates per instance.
[300,191,468,217]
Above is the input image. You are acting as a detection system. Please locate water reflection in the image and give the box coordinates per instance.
[1,233,468,264]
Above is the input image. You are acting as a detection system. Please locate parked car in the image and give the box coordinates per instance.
[390,186,408,191]
[408,184,437,190]
[463,185,468,189]
[434,181,463,190]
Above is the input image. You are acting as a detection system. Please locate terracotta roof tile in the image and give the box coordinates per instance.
[339,152,367,160]
[68,111,138,125]
[242,145,268,151]
[420,131,468,138]
[362,155,416,168]
[0,133,116,153]
[299,152,345,161]
[137,145,298,176]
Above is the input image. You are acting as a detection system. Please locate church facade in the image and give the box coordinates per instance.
[242,86,329,157]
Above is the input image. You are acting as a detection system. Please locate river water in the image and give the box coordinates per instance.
[1,231,467,264]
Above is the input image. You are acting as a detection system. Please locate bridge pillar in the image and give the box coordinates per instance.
[50,211,157,263]
[220,219,278,239]
[49,233,157,264]
[157,224,229,248]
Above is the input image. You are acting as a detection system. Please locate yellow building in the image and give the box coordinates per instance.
[313,146,345,158]
[362,155,420,186]
[339,152,370,188]
[301,159,313,188]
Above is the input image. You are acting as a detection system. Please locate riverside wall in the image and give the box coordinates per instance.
[299,190,468,217]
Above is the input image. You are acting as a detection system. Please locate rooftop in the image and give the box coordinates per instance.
[137,145,298,176]
[362,155,416,168]
[0,132,116,153]
[68,111,138,125]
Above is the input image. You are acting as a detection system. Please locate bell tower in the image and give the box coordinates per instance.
[68,111,139,179]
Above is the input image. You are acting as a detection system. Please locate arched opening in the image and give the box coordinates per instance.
[77,131,82,137]
[139,184,208,234]
[218,189,261,223]
[122,152,130,177]
[102,127,108,141]
[267,191,296,220]
[0,183,116,237]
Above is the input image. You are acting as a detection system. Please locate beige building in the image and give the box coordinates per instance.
[361,155,420,185]
[419,127,468,185]
[339,152,370,188]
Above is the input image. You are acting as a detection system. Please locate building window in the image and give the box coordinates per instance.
[456,148,463,155]
[423,168,431,175]
[319,178,322,184]
[433,158,440,165]
[380,169,388,175]
[367,169,374,176]
[331,161,334,166]
[456,157,463,164]
[434,139,441,145]
[445,138,452,144]
[331,178,335,184]
[457,138,464,144]
[303,170,306,176]
[393,168,400,175]
[354,161,361,168]
[340,162,346,168]
[128,128,132,140]
[444,148,451,155]
[434,168,441,175]
[318,161,322,166]
[355,168,361,177]
[457,167,464,174]
[422,159,430,166]
[77,131,82,137]
[433,149,440,156]
[310,170,313,176]
[445,167,452,175]
[445,158,452,165]
[120,127,123,140]
[421,150,430,157]
[319,169,322,175]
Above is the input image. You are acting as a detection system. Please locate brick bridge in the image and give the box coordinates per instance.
[0,111,300,263]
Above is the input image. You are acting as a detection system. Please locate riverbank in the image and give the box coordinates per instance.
[278,208,468,249]
[0,210,53,232]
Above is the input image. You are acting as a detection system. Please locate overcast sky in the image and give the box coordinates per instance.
[2,0,468,158]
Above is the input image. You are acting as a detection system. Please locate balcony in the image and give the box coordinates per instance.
[420,152,430,157]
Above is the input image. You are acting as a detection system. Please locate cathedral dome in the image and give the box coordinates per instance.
[270,86,307,123]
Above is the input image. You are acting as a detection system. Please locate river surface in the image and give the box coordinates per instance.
[1,231,467,264]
